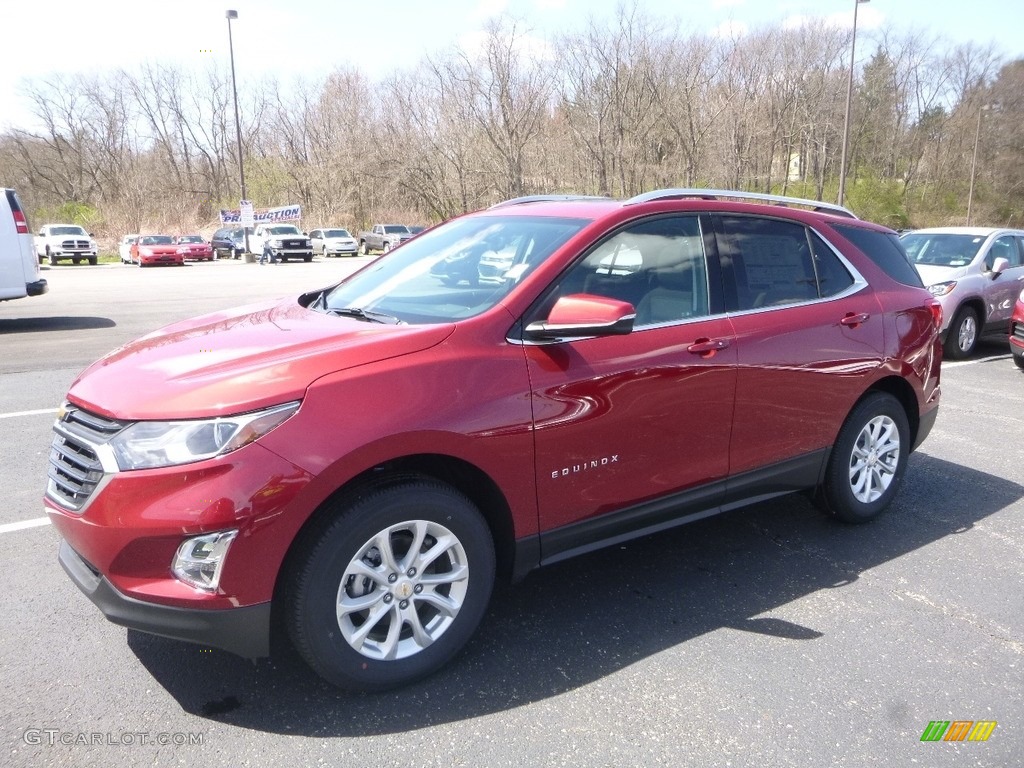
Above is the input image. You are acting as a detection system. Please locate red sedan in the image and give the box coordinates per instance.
[131,235,184,267]
[1010,288,1024,369]
[175,235,214,261]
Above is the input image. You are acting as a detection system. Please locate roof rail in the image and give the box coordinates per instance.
[489,195,612,209]
[623,188,857,219]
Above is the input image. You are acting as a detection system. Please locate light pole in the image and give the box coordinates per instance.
[966,103,990,226]
[838,0,869,207]
[226,9,251,259]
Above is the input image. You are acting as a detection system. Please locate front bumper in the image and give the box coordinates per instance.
[59,540,271,658]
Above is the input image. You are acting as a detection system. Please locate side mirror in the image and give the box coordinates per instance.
[525,294,635,340]
[989,256,1009,277]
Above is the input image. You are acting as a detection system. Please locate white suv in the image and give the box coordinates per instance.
[0,188,48,302]
[902,227,1024,358]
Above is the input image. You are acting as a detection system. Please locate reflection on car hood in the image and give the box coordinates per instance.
[67,298,454,420]
[915,264,969,285]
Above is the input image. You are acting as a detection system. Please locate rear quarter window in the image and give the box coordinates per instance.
[832,224,923,287]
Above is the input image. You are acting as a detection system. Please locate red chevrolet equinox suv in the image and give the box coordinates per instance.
[46,190,942,690]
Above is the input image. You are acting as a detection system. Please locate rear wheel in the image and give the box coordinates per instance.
[285,480,495,691]
[944,306,979,359]
[816,392,909,523]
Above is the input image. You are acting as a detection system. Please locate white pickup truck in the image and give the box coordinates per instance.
[249,223,313,262]
[35,224,99,265]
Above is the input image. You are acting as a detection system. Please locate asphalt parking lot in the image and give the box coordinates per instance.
[1,258,1021,767]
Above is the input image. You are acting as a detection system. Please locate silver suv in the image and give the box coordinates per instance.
[901,227,1024,358]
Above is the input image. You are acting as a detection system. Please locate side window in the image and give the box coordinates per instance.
[809,232,855,298]
[1015,237,1024,267]
[536,215,712,329]
[542,216,710,328]
[718,217,818,311]
[986,236,1016,270]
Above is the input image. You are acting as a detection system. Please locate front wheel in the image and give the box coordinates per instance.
[359,241,368,255]
[944,306,979,359]
[88,256,97,266]
[816,392,910,523]
[1014,352,1024,370]
[285,480,495,691]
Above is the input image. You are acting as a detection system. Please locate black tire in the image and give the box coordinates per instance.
[359,241,368,255]
[48,253,57,266]
[1014,352,1024,370]
[383,242,392,253]
[88,256,97,266]
[816,392,910,523]
[303,255,313,262]
[944,306,979,360]
[285,480,495,691]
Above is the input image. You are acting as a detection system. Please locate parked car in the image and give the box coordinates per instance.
[34,224,99,265]
[358,224,412,254]
[1010,289,1024,369]
[901,227,1024,359]
[131,235,185,267]
[249,224,313,262]
[0,187,47,302]
[46,189,942,692]
[119,235,139,264]
[211,227,250,259]
[309,228,358,257]
[175,235,213,261]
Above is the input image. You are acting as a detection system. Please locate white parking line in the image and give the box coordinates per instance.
[944,354,1011,368]
[0,408,56,419]
[0,517,51,534]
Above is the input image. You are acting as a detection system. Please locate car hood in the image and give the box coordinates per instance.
[67,298,455,420]
[915,263,969,285]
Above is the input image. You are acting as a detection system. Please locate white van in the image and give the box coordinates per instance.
[0,188,48,301]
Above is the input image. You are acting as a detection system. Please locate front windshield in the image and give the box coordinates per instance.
[901,233,985,268]
[320,215,587,323]
[52,226,87,236]
[382,225,410,234]
[267,226,301,236]
[141,235,173,245]
[324,229,351,238]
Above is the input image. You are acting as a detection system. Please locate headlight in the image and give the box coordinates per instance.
[1019,287,1024,303]
[271,239,284,247]
[177,247,189,254]
[109,401,300,470]
[928,281,956,297]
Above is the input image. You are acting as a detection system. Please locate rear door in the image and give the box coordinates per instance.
[524,214,738,558]
[713,214,885,486]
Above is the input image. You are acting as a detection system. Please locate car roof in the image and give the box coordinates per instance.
[476,192,892,233]
[905,226,1024,236]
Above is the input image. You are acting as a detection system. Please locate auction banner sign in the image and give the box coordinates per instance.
[220,204,301,225]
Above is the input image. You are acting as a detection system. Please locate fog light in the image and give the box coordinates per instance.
[172,530,238,592]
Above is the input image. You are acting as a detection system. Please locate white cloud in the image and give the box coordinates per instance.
[473,0,509,19]
[711,19,749,39]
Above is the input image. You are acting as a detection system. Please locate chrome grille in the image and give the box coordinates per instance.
[61,239,90,250]
[47,406,127,511]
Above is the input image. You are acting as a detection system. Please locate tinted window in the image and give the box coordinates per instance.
[717,217,818,311]
[839,225,923,287]
[809,232,855,298]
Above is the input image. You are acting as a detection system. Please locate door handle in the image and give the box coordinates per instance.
[840,312,871,327]
[687,338,730,357]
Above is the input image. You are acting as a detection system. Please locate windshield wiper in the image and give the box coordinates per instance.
[326,306,404,324]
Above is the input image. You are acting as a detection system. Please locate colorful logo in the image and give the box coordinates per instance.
[920,720,997,742]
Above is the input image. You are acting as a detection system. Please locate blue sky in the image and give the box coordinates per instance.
[2,0,1023,131]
